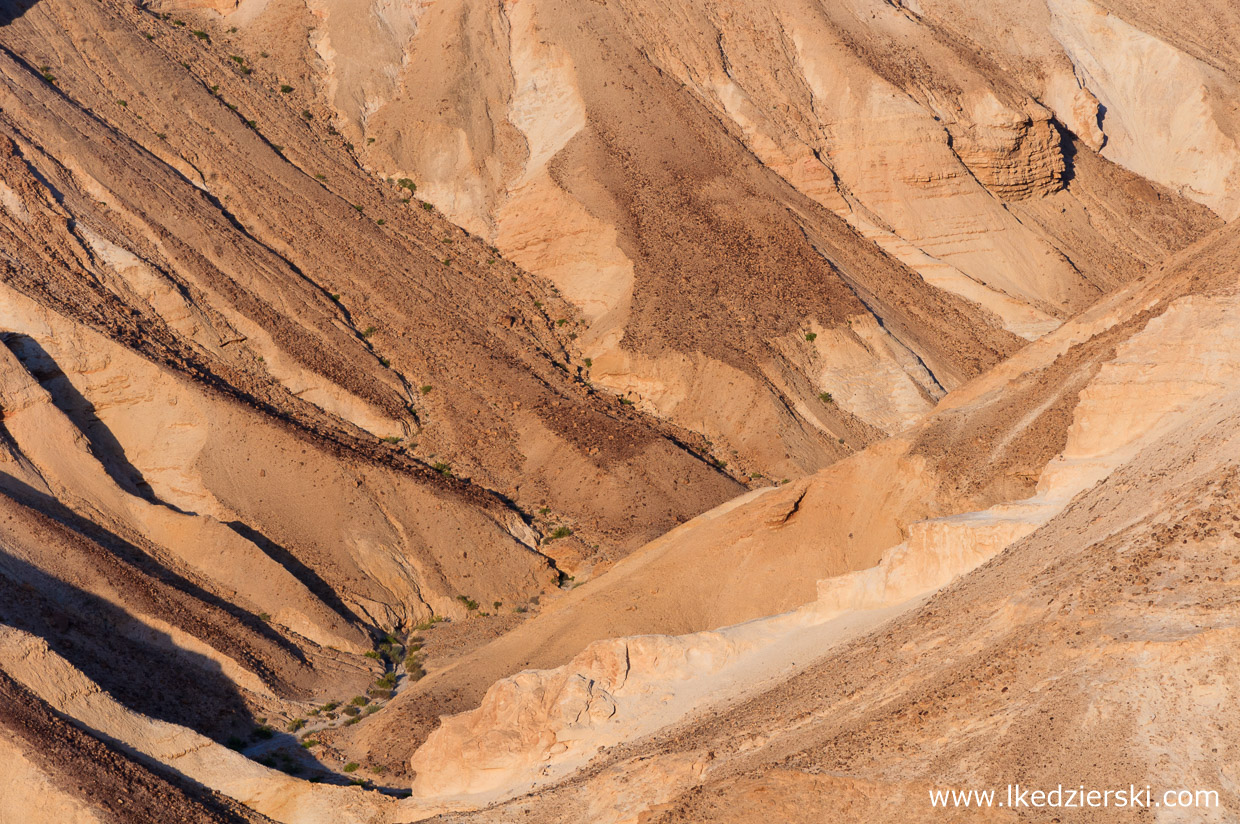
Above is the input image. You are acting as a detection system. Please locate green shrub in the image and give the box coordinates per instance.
[456,595,479,611]
[301,739,319,748]
[350,696,368,706]
[252,725,274,740]
[548,526,572,541]
[421,202,434,211]
[279,84,293,93]
[343,762,360,773]
[805,332,817,342]
[322,701,339,711]
[360,326,377,338]
[819,392,834,404]
[287,718,305,732]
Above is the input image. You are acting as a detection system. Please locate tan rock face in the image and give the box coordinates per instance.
[400,229,1240,810]
[221,0,1227,481]
[0,0,1236,819]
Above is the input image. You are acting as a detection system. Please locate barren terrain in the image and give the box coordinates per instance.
[0,0,1237,821]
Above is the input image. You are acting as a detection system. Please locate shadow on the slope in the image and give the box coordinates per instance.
[2,334,190,513]
[225,520,370,631]
[0,543,258,738]
[0,0,43,28]
[0,490,345,781]
[0,476,308,665]
[3,334,371,636]
[0,557,347,791]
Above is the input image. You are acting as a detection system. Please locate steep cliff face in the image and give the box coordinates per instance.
[202,0,1223,481]
[398,216,1240,824]
[0,0,1236,821]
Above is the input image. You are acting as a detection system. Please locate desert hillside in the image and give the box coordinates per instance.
[0,0,1236,821]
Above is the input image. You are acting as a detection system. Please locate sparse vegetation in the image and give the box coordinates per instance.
[191,29,209,41]
[805,332,817,342]
[343,762,360,773]
[433,462,451,476]
[360,325,377,338]
[381,436,401,444]
[287,718,305,732]
[819,391,834,404]
[457,595,480,611]
[548,526,573,541]
[280,84,294,93]
[350,696,368,706]
[404,652,426,680]
[421,202,434,211]
[252,725,274,740]
[419,385,433,395]
[257,612,271,622]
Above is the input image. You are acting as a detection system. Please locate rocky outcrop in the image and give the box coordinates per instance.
[403,227,1240,808]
